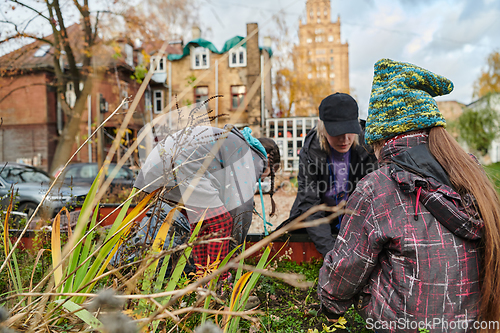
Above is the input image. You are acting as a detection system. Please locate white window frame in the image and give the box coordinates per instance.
[153,90,164,114]
[191,46,210,69]
[228,46,247,68]
[306,38,312,44]
[150,56,167,73]
[124,44,134,67]
[328,35,334,42]
[315,36,323,42]
[65,82,76,108]
[121,82,129,110]
[34,44,50,57]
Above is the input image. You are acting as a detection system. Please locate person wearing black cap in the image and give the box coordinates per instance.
[286,93,377,258]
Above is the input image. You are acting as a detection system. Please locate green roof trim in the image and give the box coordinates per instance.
[167,36,272,61]
[220,36,246,53]
[260,46,273,57]
[167,38,221,61]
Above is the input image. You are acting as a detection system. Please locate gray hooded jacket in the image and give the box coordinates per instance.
[134,125,267,245]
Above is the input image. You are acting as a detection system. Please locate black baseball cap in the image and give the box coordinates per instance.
[318,93,361,136]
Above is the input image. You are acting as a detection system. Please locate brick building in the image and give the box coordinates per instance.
[294,0,350,115]
[0,25,148,171]
[147,23,273,136]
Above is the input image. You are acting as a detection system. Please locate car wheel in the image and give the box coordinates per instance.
[18,202,38,219]
[11,202,37,229]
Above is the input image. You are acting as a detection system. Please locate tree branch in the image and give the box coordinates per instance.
[9,0,51,21]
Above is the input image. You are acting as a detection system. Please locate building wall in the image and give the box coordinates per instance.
[294,0,350,114]
[0,73,52,125]
[0,72,56,170]
[76,70,146,164]
[164,28,271,135]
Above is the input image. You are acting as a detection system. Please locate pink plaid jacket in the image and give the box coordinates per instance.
[318,134,483,332]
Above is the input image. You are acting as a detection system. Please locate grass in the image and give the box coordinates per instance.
[484,162,500,192]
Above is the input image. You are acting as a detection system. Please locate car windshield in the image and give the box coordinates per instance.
[64,164,133,181]
[0,165,52,184]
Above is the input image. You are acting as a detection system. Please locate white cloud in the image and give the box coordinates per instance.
[197,0,499,112]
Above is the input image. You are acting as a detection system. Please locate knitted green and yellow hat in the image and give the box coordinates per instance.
[365,58,454,145]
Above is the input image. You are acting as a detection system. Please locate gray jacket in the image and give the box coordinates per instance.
[134,125,267,245]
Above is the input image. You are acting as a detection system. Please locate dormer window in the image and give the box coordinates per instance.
[34,44,50,57]
[229,46,246,67]
[150,56,167,73]
[191,47,210,69]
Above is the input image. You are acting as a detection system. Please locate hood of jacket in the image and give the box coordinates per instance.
[224,125,268,168]
[381,137,483,241]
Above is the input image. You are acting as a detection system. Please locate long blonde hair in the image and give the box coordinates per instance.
[428,126,500,329]
[316,119,358,153]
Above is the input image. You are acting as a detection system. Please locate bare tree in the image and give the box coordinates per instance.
[0,0,197,172]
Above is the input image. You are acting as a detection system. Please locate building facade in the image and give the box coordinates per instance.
[0,24,147,171]
[294,0,349,115]
[147,24,273,136]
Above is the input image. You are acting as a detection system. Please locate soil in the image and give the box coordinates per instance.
[249,186,298,234]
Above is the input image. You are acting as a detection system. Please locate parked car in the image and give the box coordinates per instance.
[0,163,89,222]
[54,163,136,188]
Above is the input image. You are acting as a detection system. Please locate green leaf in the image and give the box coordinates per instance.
[54,299,103,329]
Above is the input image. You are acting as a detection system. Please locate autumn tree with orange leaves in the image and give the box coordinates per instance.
[0,0,197,173]
[271,17,332,118]
[473,50,500,98]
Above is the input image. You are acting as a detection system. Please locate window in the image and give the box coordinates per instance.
[66,82,76,108]
[124,44,134,67]
[316,49,325,55]
[194,86,208,104]
[34,45,50,57]
[191,47,210,69]
[121,82,129,110]
[150,56,167,73]
[324,9,327,16]
[306,38,312,44]
[0,166,51,184]
[307,73,312,79]
[229,46,246,67]
[329,73,335,78]
[330,57,334,62]
[231,86,246,110]
[328,35,334,42]
[317,18,321,23]
[153,90,164,114]
[315,36,323,42]
[330,49,333,53]
[315,29,323,34]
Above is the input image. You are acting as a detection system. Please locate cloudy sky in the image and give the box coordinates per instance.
[197,0,500,119]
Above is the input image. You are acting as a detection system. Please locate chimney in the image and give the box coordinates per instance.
[246,23,261,135]
[191,26,201,40]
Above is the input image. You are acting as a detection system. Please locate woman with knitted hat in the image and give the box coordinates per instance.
[318,59,500,331]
